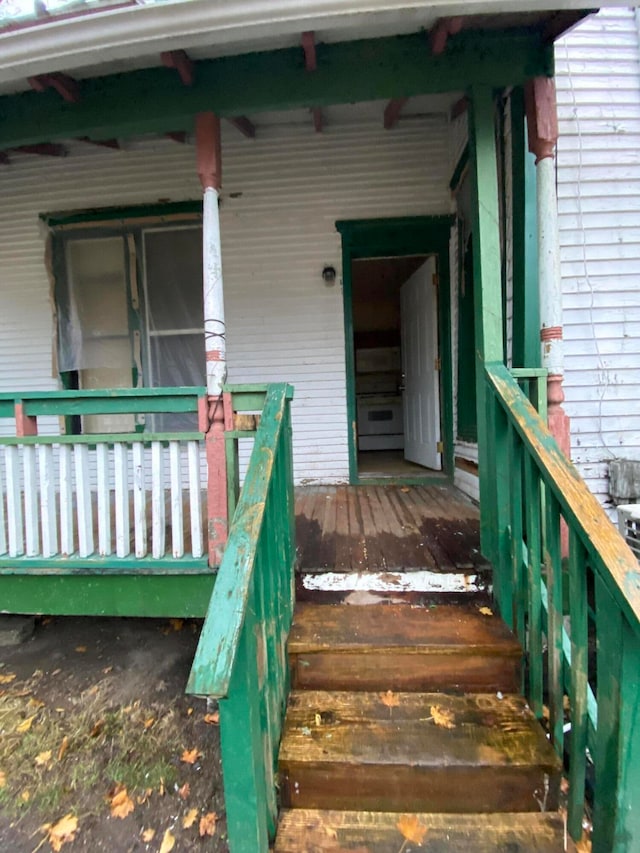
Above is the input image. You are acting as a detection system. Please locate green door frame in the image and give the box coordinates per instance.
[336,215,455,485]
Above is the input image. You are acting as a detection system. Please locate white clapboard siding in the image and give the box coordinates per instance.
[0,111,451,486]
[556,7,640,514]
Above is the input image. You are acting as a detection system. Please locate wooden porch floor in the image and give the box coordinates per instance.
[294,484,485,573]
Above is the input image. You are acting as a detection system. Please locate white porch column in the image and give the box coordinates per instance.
[525,77,570,458]
[196,112,228,565]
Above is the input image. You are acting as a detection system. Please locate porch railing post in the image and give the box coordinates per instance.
[196,111,228,565]
[468,84,510,612]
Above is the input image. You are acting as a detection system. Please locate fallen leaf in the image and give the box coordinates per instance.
[177,783,190,800]
[35,750,53,769]
[159,828,175,853]
[478,606,493,616]
[137,788,153,805]
[180,748,201,765]
[43,814,78,851]
[28,696,45,709]
[379,690,400,710]
[143,717,155,730]
[187,707,194,716]
[89,719,105,737]
[0,771,5,788]
[103,665,113,674]
[182,808,198,829]
[169,619,184,632]
[397,813,428,845]
[430,705,456,729]
[575,837,592,853]
[0,673,16,685]
[20,789,30,802]
[57,736,69,762]
[75,646,87,653]
[204,711,219,725]
[109,786,135,819]
[141,828,156,843]
[16,715,36,733]
[158,778,166,797]
[199,812,218,837]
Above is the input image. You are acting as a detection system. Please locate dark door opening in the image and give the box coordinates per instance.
[351,254,443,479]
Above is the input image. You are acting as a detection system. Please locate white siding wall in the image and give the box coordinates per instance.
[556,8,640,511]
[0,115,451,484]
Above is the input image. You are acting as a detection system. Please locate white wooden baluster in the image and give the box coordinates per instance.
[59,444,74,555]
[5,446,24,557]
[0,451,8,555]
[23,445,39,556]
[39,444,58,558]
[74,443,94,558]
[132,442,147,558]
[151,442,165,559]
[114,443,130,558]
[96,444,111,556]
[169,441,184,558]
[188,441,203,558]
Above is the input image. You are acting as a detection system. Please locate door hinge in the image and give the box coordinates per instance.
[437,441,444,453]
[434,356,441,371]
[432,273,439,287]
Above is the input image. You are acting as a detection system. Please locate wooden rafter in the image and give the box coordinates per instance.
[429,17,464,56]
[13,143,67,157]
[76,136,120,150]
[161,50,195,86]
[302,31,323,133]
[166,131,188,144]
[383,97,408,130]
[450,96,469,121]
[227,116,256,139]
[28,72,80,103]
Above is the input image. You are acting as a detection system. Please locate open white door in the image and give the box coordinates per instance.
[400,257,442,470]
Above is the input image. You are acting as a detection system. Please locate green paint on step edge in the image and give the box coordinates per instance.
[0,574,215,617]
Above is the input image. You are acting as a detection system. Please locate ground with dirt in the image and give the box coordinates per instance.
[0,616,228,852]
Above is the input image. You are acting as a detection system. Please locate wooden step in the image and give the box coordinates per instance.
[275,809,574,852]
[279,690,561,813]
[289,603,522,692]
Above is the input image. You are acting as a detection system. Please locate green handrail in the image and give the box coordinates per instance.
[0,386,206,418]
[485,363,640,852]
[186,382,295,853]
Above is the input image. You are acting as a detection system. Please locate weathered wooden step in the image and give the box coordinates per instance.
[289,603,522,692]
[275,809,574,852]
[279,690,561,813]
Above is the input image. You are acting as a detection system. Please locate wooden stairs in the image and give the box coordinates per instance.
[274,601,571,851]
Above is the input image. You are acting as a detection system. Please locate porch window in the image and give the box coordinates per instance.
[52,217,204,433]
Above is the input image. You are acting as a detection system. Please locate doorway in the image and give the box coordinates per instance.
[351,253,442,479]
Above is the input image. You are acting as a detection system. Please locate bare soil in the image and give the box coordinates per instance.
[0,616,229,852]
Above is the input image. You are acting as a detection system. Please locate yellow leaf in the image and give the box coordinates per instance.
[379,690,400,709]
[187,707,194,716]
[143,717,155,730]
[397,813,428,845]
[109,786,135,819]
[28,696,45,709]
[75,646,87,653]
[177,782,190,800]
[57,736,69,762]
[430,705,456,729]
[180,748,201,765]
[89,719,105,737]
[0,673,16,685]
[159,828,176,853]
[204,711,219,725]
[35,750,52,768]
[137,788,153,805]
[0,770,5,788]
[44,814,78,852]
[478,606,493,616]
[182,808,198,829]
[199,812,218,837]
[20,789,31,802]
[141,828,155,843]
[16,715,36,733]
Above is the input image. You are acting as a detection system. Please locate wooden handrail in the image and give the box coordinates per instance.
[486,362,640,632]
[0,386,205,418]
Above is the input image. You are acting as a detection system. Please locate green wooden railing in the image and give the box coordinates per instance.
[186,383,295,853]
[485,363,640,852]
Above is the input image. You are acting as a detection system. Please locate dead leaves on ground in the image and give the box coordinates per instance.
[379,690,400,717]
[182,808,199,829]
[109,785,135,819]
[159,828,176,853]
[430,704,456,729]
[180,747,201,764]
[397,813,429,845]
[41,813,78,852]
[199,811,218,837]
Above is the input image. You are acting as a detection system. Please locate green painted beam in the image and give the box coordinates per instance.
[0,32,553,148]
[0,573,215,617]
